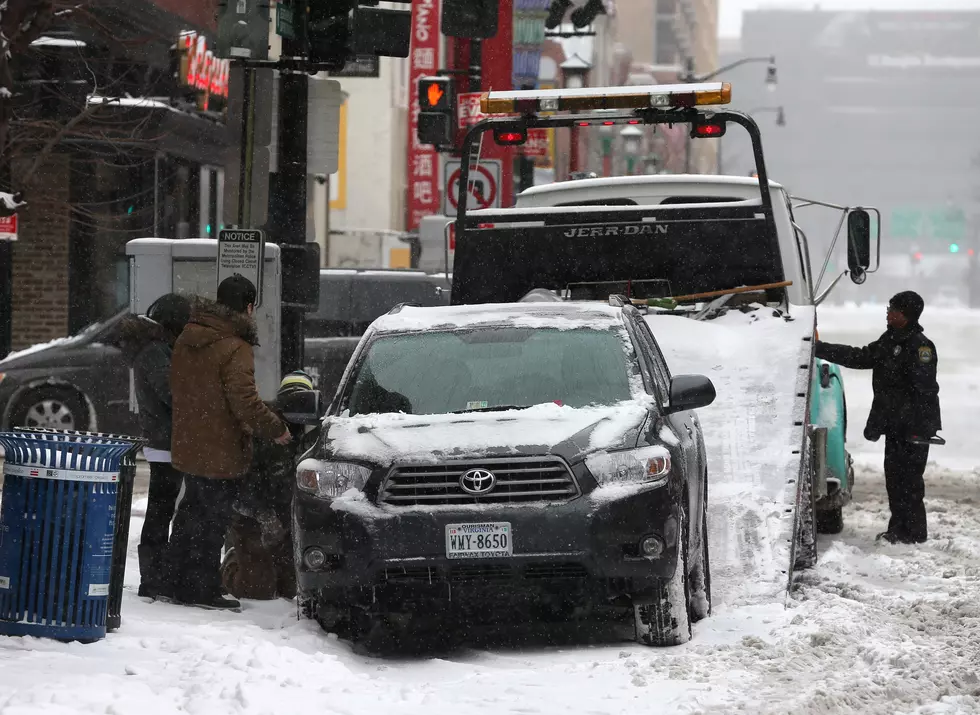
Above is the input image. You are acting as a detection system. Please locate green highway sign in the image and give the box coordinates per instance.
[890,206,966,241]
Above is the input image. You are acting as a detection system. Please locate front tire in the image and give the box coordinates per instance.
[10,386,88,432]
[816,506,844,535]
[634,505,692,647]
[688,483,711,622]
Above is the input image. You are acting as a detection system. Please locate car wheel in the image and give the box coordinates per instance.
[10,386,89,432]
[688,480,711,622]
[634,504,692,647]
[816,506,844,535]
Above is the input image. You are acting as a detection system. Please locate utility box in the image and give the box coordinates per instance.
[126,238,282,401]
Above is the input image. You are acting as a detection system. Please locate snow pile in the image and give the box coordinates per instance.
[30,36,86,48]
[0,192,25,212]
[649,305,815,604]
[0,336,74,363]
[324,400,651,465]
[370,302,625,334]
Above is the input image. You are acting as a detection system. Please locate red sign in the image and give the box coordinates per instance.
[0,213,17,241]
[178,32,230,103]
[457,92,510,128]
[406,0,441,231]
[523,129,549,158]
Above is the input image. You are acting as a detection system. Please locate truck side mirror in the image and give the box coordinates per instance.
[847,209,872,284]
[279,389,323,426]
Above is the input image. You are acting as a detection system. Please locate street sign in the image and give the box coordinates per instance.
[218,228,266,306]
[443,159,501,215]
[458,91,509,128]
[523,129,549,158]
[0,214,17,241]
[276,2,295,39]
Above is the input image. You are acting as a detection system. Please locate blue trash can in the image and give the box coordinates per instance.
[13,428,144,633]
[0,432,132,642]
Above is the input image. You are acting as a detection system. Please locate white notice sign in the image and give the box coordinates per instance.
[217,228,265,306]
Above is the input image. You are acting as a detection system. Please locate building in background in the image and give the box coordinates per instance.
[724,9,980,304]
[5,0,228,352]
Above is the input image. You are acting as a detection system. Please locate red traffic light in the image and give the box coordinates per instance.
[913,251,923,262]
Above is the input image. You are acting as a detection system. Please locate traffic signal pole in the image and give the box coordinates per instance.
[277,0,309,374]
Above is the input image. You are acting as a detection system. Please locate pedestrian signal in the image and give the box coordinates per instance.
[417,76,456,147]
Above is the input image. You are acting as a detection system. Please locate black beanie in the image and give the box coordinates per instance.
[217,274,257,314]
[889,290,924,323]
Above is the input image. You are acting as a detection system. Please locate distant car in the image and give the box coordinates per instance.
[291,300,716,648]
[0,269,452,435]
[0,310,132,433]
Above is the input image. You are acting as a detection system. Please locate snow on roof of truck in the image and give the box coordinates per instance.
[518,174,785,198]
[369,302,625,334]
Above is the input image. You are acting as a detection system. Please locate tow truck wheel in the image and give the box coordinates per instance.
[633,505,692,647]
[688,479,711,622]
[817,506,844,535]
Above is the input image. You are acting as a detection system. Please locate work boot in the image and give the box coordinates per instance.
[174,591,242,612]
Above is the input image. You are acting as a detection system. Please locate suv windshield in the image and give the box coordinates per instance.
[346,327,635,416]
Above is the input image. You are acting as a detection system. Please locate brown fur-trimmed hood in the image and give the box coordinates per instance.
[182,297,259,348]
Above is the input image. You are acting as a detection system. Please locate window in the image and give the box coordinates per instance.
[634,319,672,403]
[346,327,636,416]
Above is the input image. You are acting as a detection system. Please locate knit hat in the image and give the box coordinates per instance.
[278,371,314,399]
[889,291,924,323]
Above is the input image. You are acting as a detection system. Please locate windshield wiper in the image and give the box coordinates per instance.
[452,404,534,414]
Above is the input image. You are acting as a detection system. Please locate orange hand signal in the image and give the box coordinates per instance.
[426,83,445,108]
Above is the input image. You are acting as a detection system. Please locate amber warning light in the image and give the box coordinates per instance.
[480,82,732,114]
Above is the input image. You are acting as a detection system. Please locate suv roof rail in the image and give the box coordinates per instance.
[608,294,630,307]
[387,302,423,315]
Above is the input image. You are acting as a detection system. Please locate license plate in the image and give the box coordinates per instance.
[445,522,513,559]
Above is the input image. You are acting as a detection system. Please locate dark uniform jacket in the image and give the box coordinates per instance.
[816,323,941,441]
[116,316,176,451]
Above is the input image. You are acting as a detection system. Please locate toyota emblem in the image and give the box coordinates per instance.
[459,468,496,495]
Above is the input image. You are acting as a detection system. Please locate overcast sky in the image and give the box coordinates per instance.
[719,0,980,36]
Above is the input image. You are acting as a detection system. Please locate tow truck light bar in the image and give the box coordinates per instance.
[480,82,732,114]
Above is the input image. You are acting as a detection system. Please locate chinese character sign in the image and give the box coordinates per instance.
[406,0,441,231]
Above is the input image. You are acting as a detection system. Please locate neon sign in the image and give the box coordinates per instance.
[178,31,230,104]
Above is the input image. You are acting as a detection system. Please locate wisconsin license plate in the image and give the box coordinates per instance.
[445,522,513,559]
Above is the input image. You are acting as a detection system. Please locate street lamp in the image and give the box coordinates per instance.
[681,54,778,173]
[561,54,593,176]
[620,125,643,175]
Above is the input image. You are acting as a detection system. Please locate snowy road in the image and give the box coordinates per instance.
[1,465,977,714]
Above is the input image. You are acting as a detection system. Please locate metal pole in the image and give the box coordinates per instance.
[277,1,309,374]
[469,39,482,92]
[0,239,10,359]
[238,65,257,227]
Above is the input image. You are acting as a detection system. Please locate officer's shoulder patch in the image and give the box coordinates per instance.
[918,346,933,364]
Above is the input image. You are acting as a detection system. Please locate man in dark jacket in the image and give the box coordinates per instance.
[816,291,941,544]
[116,293,191,600]
[221,371,319,601]
[169,275,290,610]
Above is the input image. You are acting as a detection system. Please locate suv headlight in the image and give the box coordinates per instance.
[297,458,371,499]
[585,446,672,487]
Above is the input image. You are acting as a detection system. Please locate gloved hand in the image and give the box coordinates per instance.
[863,425,881,443]
[255,509,287,548]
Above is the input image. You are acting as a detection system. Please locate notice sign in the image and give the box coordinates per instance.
[217,228,265,306]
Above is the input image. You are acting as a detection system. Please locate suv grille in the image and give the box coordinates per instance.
[380,457,579,506]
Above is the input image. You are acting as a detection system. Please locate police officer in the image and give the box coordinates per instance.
[816,291,941,544]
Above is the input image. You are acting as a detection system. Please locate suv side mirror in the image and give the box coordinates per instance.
[665,375,716,415]
[847,209,872,284]
[279,389,323,426]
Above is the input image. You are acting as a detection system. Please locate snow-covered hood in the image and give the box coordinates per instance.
[318,400,652,466]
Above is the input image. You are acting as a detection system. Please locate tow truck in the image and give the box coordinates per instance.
[444,82,881,593]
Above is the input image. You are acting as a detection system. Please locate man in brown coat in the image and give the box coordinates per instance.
[167,275,290,610]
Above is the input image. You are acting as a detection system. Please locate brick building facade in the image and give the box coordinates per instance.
[4,0,226,352]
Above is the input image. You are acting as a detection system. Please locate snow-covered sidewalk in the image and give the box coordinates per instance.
[1,464,978,714]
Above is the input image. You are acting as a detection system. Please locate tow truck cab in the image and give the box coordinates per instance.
[448,83,878,536]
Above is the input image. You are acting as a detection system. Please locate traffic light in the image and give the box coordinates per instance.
[307,0,355,69]
[950,243,960,254]
[417,76,456,146]
[441,0,499,39]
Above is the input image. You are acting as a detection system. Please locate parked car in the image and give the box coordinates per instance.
[291,300,716,648]
[0,269,452,434]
